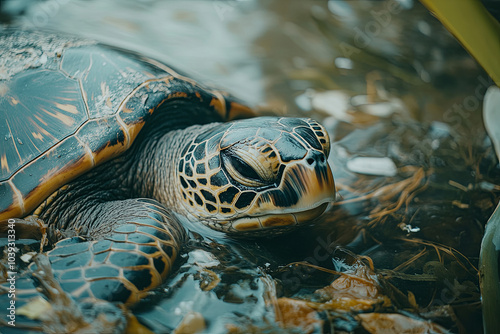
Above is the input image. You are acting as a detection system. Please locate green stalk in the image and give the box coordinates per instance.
[480,86,500,333]
[418,2,500,331]
[419,0,500,86]
[479,206,500,333]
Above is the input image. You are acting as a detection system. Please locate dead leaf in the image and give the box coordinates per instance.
[357,313,449,334]
[174,311,205,334]
[315,263,391,312]
[276,297,323,334]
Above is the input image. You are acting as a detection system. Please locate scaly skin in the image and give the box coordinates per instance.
[35,123,212,234]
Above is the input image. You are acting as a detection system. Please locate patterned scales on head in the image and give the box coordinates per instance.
[177,117,334,233]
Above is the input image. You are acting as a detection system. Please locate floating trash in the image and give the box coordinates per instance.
[334,57,354,70]
[189,249,220,268]
[351,94,407,117]
[20,251,37,263]
[357,313,448,334]
[311,90,352,121]
[346,156,397,176]
[295,89,314,111]
[483,86,500,161]
[399,223,421,233]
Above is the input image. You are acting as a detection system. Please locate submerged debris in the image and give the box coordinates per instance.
[275,298,323,333]
[357,313,449,334]
[173,311,206,334]
[346,156,397,177]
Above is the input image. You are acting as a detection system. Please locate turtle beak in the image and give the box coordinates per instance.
[227,153,335,232]
[255,150,336,219]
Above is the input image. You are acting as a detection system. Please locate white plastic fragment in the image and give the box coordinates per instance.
[311,90,352,121]
[351,95,407,117]
[429,121,451,138]
[327,1,356,24]
[417,20,431,36]
[346,157,397,177]
[189,249,220,268]
[334,57,354,70]
[400,224,420,233]
[359,102,396,117]
[295,90,313,111]
[483,86,500,162]
[20,251,37,263]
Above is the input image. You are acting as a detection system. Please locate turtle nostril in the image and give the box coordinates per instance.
[306,152,327,166]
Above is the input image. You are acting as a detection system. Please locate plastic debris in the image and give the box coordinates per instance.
[311,90,352,121]
[20,251,37,263]
[314,262,391,312]
[334,57,354,70]
[399,223,421,233]
[357,313,449,334]
[351,95,407,117]
[483,86,500,161]
[276,297,323,334]
[190,249,220,268]
[346,157,397,176]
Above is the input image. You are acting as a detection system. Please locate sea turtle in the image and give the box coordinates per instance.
[0,30,335,306]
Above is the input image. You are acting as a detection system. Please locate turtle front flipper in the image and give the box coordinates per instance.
[32,198,185,304]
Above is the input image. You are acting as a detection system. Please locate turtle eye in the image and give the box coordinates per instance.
[223,154,267,187]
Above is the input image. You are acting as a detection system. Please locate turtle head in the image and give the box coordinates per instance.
[176,117,335,235]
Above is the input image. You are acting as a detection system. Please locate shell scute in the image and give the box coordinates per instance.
[0,69,87,181]
[75,116,127,165]
[61,45,167,119]
[11,136,91,215]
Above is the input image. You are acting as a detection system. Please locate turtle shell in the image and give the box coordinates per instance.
[0,30,254,221]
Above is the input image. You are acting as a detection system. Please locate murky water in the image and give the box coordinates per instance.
[2,0,490,123]
[1,1,497,333]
